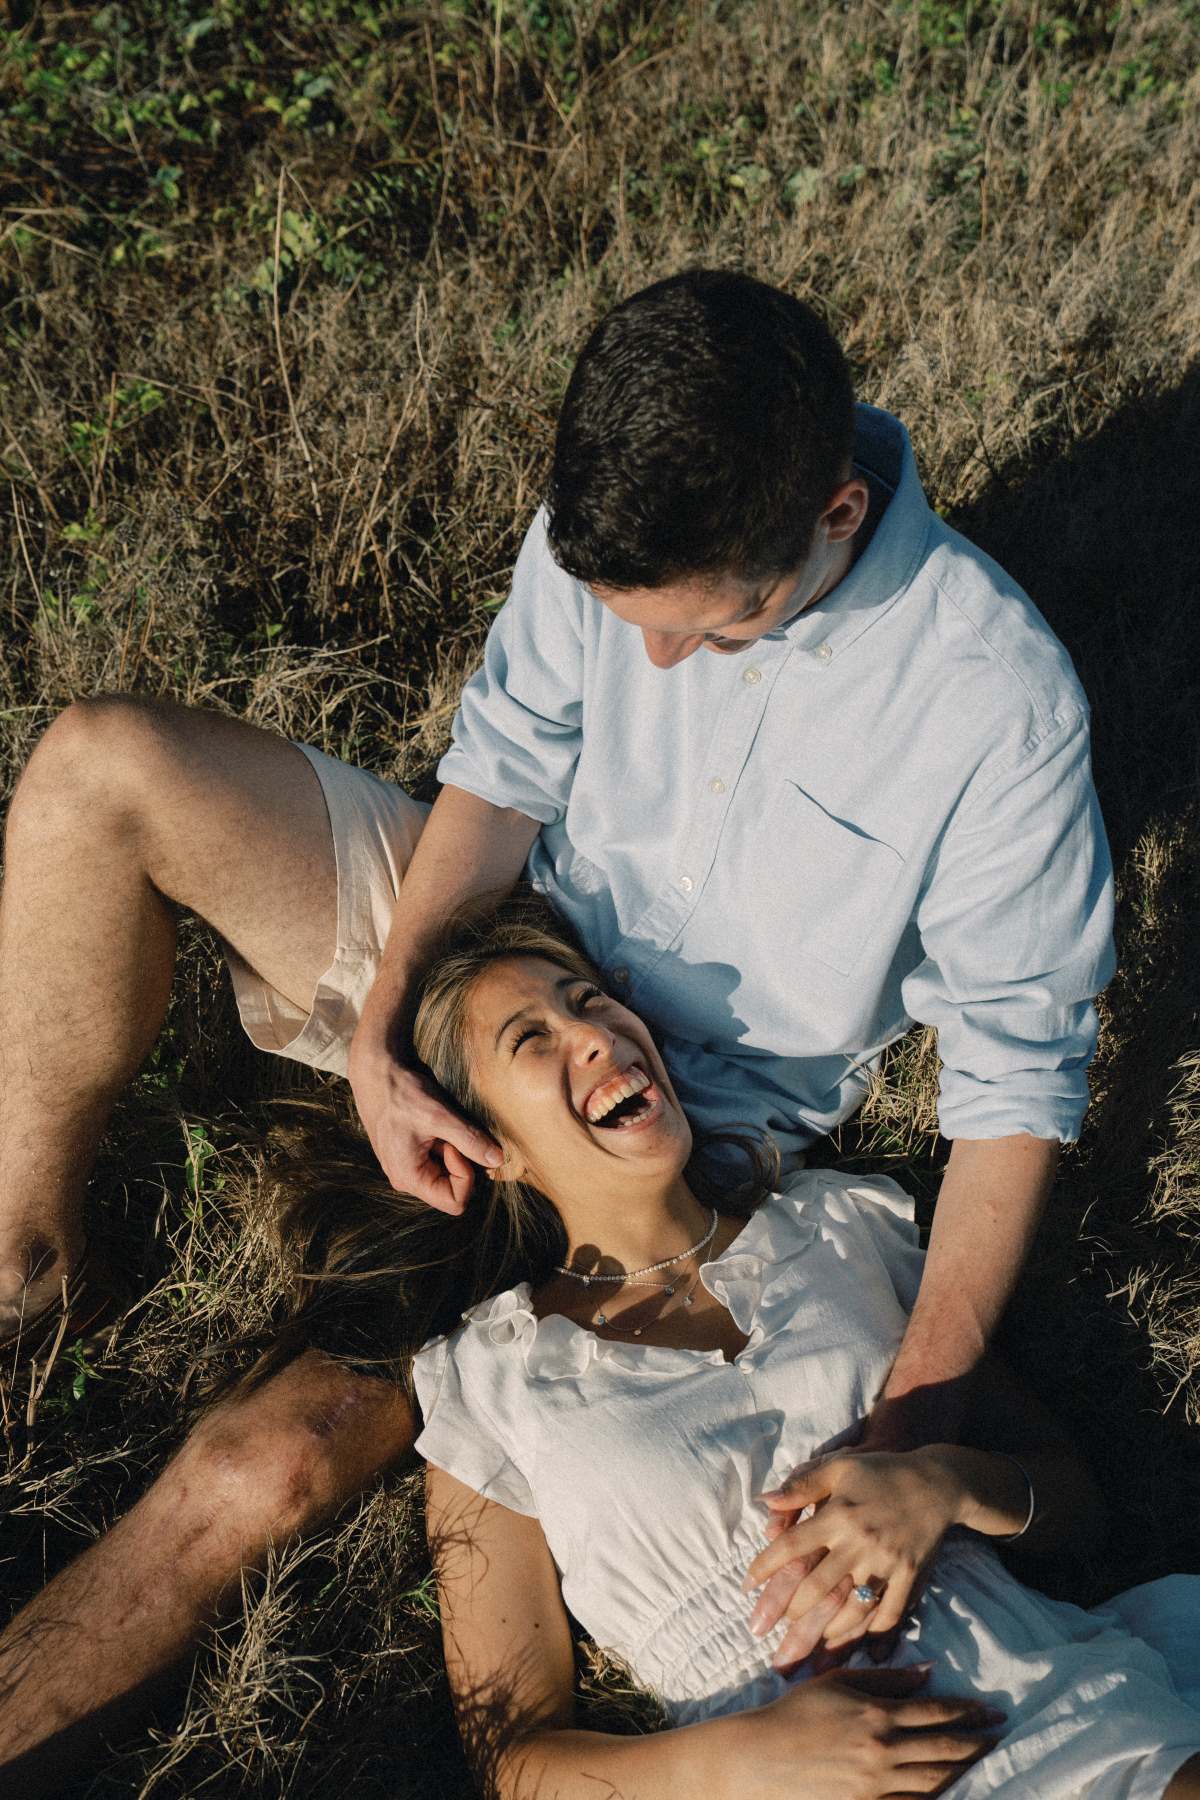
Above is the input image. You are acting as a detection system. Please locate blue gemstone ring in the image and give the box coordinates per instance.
[852,1582,882,1608]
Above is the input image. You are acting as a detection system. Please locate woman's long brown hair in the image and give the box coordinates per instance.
[238,892,779,1399]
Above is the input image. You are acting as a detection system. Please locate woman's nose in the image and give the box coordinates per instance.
[570,1020,616,1062]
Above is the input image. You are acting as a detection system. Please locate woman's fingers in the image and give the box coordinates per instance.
[884,1745,999,1793]
[747,1552,826,1637]
[756,1460,835,1514]
[891,1732,1003,1765]
[769,1550,856,1628]
[866,1575,915,1641]
[770,1576,853,1669]
[743,1517,824,1590]
[889,1695,1006,1732]
[822,1553,931,1651]
[821,1581,888,1650]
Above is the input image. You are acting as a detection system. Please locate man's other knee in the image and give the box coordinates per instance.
[163,1361,416,1567]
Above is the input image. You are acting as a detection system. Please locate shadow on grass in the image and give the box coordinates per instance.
[965,365,1200,1597]
[842,366,1200,1601]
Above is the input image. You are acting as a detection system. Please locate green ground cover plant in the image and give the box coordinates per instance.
[2,0,1199,1791]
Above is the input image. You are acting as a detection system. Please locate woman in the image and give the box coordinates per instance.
[283,900,1200,1798]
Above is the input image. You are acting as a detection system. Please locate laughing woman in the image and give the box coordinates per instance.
[293,900,1200,1799]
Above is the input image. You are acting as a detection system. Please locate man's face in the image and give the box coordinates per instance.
[589,566,810,669]
[588,473,869,670]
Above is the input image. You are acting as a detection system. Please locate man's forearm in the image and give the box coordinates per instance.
[355,785,540,1055]
[866,1135,1060,1450]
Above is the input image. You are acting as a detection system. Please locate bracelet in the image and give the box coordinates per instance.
[992,1453,1037,1542]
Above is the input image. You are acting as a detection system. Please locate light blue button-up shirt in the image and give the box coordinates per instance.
[439,405,1115,1166]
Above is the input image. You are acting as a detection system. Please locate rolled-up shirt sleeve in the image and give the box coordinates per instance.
[437,506,584,825]
[901,709,1115,1142]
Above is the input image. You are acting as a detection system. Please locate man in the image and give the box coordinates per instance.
[0,269,1112,1780]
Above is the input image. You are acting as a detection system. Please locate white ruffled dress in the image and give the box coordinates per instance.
[413,1170,1200,1797]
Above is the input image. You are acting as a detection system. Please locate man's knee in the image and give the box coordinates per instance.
[169,1415,337,1558]
[10,696,179,842]
[163,1362,416,1565]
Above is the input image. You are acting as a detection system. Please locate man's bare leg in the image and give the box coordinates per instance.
[0,694,339,1335]
[0,1351,416,1797]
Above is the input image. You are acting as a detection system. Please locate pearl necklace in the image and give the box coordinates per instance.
[554,1208,718,1285]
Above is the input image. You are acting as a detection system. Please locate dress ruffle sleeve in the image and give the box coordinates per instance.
[796,1169,928,1314]
[412,1332,537,1517]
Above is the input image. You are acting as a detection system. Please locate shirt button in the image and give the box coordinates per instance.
[741,667,762,684]
[610,966,629,986]
[678,875,694,894]
[709,777,726,794]
[813,642,833,661]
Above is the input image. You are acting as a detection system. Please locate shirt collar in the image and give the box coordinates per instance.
[767,405,935,662]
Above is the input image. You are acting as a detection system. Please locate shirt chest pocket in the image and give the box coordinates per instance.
[762,781,907,976]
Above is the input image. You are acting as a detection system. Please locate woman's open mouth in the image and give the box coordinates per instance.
[583,1062,664,1132]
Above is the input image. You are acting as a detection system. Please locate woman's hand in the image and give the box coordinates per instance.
[718,1663,1003,1799]
[743,1448,967,1667]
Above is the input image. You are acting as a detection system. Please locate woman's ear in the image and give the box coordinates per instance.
[486,1145,530,1183]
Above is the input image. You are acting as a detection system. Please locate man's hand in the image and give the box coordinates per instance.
[743,1449,965,1669]
[348,1030,501,1214]
[745,1138,1060,1662]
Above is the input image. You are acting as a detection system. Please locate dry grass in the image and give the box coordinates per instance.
[2,0,1199,1791]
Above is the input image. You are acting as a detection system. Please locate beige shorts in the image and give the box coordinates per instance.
[224,742,430,1077]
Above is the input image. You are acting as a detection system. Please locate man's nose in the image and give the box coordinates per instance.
[641,629,704,669]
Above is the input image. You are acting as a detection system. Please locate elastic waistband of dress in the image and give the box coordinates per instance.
[629,1549,785,1709]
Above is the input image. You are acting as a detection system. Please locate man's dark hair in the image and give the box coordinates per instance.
[546,268,856,592]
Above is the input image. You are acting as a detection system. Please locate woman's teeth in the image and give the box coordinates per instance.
[585,1063,651,1125]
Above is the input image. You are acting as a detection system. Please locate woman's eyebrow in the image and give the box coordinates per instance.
[493,975,578,1049]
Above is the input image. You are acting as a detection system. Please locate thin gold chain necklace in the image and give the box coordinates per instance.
[592,1268,702,1337]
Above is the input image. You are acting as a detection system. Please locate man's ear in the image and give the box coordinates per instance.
[821,474,870,544]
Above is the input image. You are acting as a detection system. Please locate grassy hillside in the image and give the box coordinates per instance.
[2,0,1199,1791]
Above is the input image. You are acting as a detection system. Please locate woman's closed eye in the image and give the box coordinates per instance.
[509,984,610,1054]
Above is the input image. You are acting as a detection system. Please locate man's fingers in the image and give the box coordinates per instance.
[440,1118,503,1169]
[399,1141,470,1215]
[838,1662,932,1697]
[408,1166,467,1216]
[867,1626,902,1664]
[443,1141,476,1214]
[809,1638,856,1676]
